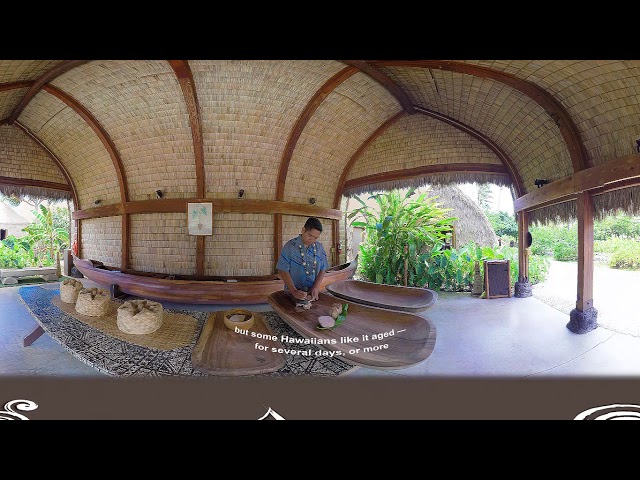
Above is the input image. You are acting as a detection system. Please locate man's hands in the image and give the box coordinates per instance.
[309,286,320,301]
[292,289,308,300]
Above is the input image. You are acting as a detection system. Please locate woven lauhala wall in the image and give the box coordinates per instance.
[0,60,59,83]
[379,66,573,193]
[19,92,121,209]
[130,213,196,275]
[80,217,122,267]
[468,60,640,167]
[0,89,28,120]
[0,125,66,184]
[347,114,503,179]
[284,72,400,206]
[52,60,197,201]
[204,212,273,276]
[191,60,345,201]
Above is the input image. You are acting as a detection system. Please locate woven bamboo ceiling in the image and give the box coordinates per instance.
[1,59,639,213]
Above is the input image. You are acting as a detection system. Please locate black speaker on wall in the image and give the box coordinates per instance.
[0,229,6,241]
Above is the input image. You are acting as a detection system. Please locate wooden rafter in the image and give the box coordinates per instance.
[370,60,589,173]
[340,60,415,114]
[333,111,407,209]
[5,61,89,125]
[514,154,640,212]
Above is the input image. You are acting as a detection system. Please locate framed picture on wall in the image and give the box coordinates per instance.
[188,202,213,235]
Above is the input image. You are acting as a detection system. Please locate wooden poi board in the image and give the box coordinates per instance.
[267,291,436,370]
[326,279,438,313]
[191,311,286,375]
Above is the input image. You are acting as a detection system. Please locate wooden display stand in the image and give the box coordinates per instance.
[484,260,511,299]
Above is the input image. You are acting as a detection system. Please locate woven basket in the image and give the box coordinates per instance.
[75,288,111,317]
[60,278,83,304]
[117,299,164,335]
[223,308,255,331]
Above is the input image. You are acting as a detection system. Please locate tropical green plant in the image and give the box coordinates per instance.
[608,240,640,270]
[0,242,31,269]
[486,210,518,238]
[21,204,69,266]
[412,242,549,291]
[350,188,456,286]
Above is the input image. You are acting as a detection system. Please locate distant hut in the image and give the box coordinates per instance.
[421,184,498,248]
[0,201,31,239]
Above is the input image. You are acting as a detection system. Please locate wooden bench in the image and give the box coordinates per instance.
[0,267,58,285]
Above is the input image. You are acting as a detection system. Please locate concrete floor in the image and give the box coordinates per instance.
[2,279,640,378]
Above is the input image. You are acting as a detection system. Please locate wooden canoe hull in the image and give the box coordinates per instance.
[72,255,357,305]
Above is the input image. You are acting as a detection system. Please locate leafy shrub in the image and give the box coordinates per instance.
[486,211,518,238]
[608,241,640,270]
[553,241,578,261]
[0,242,30,269]
[352,188,456,286]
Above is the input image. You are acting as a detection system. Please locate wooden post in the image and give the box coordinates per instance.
[274,213,282,274]
[122,213,130,270]
[404,244,408,287]
[576,192,594,311]
[517,211,528,282]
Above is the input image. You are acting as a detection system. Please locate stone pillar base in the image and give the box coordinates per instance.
[567,307,598,334]
[514,281,532,298]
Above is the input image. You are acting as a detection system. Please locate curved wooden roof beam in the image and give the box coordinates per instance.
[0,81,35,93]
[369,61,589,173]
[14,121,79,209]
[42,84,129,204]
[340,60,415,115]
[5,61,89,125]
[168,60,205,198]
[275,66,358,201]
[333,111,408,208]
[414,105,525,197]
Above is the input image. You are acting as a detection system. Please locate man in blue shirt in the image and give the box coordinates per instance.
[276,217,329,302]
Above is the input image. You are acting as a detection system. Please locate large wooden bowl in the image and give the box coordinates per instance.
[326,279,438,312]
[223,308,255,331]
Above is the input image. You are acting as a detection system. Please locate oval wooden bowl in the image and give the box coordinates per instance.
[223,308,255,331]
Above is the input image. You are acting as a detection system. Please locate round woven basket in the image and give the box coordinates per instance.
[117,299,164,335]
[75,288,111,317]
[223,308,255,331]
[60,278,83,304]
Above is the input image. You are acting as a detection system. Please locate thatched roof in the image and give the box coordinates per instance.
[421,185,498,248]
[0,60,639,273]
[0,201,30,227]
[347,184,498,248]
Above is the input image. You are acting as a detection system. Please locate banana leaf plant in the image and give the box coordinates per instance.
[348,188,457,287]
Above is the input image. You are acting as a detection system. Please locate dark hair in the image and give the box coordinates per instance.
[304,217,323,232]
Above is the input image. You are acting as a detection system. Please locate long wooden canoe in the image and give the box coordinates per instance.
[268,290,436,369]
[72,255,358,305]
[326,279,438,313]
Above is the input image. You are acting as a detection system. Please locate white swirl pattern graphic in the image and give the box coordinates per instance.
[0,399,38,420]
[574,404,640,420]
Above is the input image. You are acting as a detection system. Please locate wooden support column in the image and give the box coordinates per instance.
[514,211,532,297]
[196,236,205,277]
[274,213,282,273]
[576,192,594,311]
[332,219,339,267]
[567,192,598,334]
[518,211,528,282]
[122,215,130,270]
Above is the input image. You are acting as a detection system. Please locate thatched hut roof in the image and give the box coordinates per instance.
[0,201,30,238]
[421,185,498,248]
